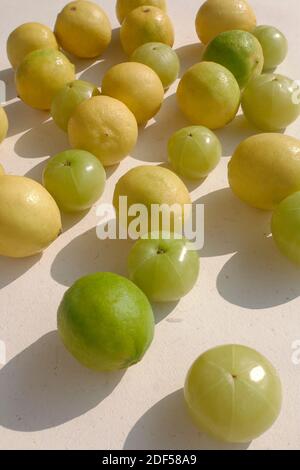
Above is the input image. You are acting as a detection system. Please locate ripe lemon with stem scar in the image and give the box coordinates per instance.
[102,62,164,125]
[120,5,174,56]
[55,0,112,58]
[196,0,257,45]
[68,95,138,167]
[116,0,167,24]
[0,176,62,258]
[7,22,58,69]
[228,133,300,210]
[113,165,191,233]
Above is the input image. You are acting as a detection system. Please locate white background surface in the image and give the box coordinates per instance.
[0,0,300,451]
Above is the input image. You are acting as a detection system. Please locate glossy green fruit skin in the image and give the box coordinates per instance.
[58,272,155,371]
[241,74,300,131]
[185,344,282,443]
[252,25,288,71]
[130,42,180,89]
[272,191,300,265]
[202,30,264,88]
[43,149,106,213]
[51,80,100,132]
[168,126,222,179]
[128,234,200,302]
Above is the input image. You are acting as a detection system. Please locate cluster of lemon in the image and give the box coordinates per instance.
[1,0,295,445]
[1,0,300,264]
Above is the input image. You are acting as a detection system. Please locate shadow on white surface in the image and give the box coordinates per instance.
[51,227,133,287]
[51,227,179,322]
[131,94,189,164]
[79,28,126,85]
[0,67,17,101]
[0,331,125,431]
[175,43,205,77]
[124,389,250,450]
[14,119,69,158]
[197,188,300,308]
[217,236,300,309]
[130,98,258,167]
[197,188,271,258]
[152,301,179,323]
[214,115,261,157]
[24,158,47,181]
[159,160,205,193]
[4,99,48,137]
[0,253,41,289]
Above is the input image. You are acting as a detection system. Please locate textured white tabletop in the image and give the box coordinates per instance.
[0,0,299,451]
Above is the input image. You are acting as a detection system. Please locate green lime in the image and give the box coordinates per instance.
[57,272,155,371]
[203,30,264,88]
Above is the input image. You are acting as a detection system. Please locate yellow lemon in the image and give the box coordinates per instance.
[55,0,112,58]
[7,22,58,69]
[0,163,4,176]
[116,0,167,24]
[113,165,191,232]
[228,134,300,210]
[177,62,240,129]
[68,95,138,167]
[0,175,62,258]
[102,62,164,125]
[120,5,174,56]
[196,0,257,45]
[0,107,8,143]
[16,49,75,110]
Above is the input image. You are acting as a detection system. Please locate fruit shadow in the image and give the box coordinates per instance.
[124,389,250,450]
[79,28,127,85]
[0,253,42,289]
[158,161,205,193]
[51,226,133,287]
[217,236,300,309]
[196,188,300,308]
[197,188,272,258]
[0,330,125,431]
[51,227,178,323]
[130,93,189,164]
[0,67,17,101]
[4,99,48,138]
[175,42,205,77]
[130,95,257,169]
[14,119,69,158]
[214,114,261,157]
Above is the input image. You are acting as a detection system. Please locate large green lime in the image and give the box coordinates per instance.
[203,30,264,88]
[57,272,155,371]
